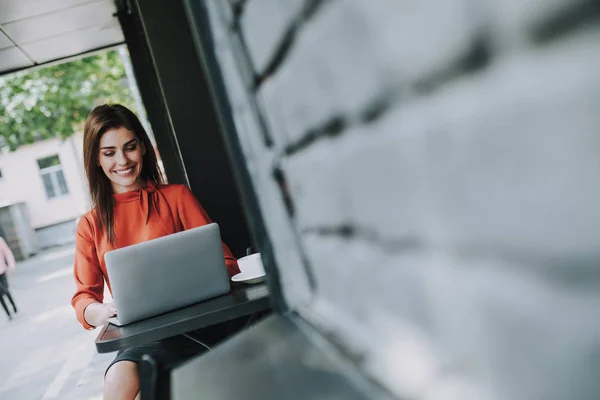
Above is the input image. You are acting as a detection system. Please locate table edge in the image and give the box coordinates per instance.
[95,295,271,353]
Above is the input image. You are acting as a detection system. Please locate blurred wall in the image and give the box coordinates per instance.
[202,1,600,399]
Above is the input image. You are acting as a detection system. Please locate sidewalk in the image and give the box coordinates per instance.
[0,243,114,399]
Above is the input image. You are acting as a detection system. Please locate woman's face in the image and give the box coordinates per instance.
[98,126,146,194]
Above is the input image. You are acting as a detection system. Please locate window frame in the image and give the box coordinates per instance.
[37,155,69,199]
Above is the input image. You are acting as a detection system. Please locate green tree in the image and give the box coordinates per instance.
[0,49,135,151]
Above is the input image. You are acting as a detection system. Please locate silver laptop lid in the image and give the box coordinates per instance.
[104,223,230,325]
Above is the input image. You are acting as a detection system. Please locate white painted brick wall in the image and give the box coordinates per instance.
[206,1,314,308]
[285,24,600,258]
[260,0,388,147]
[303,235,600,399]
[206,0,600,398]
[287,25,600,400]
[283,116,425,238]
[490,0,597,47]
[259,0,479,147]
[284,28,600,397]
[242,0,305,72]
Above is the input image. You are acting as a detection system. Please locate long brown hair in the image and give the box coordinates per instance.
[83,104,164,243]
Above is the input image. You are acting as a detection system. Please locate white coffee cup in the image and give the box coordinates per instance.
[237,253,265,277]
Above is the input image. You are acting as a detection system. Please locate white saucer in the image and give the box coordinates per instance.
[231,271,266,284]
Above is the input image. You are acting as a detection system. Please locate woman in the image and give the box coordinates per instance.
[0,234,17,320]
[71,104,240,399]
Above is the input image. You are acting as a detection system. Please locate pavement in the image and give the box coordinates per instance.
[0,244,115,400]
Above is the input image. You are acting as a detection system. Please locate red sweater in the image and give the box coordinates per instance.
[71,182,240,330]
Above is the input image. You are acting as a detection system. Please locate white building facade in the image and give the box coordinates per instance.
[0,134,90,249]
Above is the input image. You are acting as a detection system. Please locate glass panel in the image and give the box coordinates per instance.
[37,154,61,170]
[41,173,56,198]
[55,170,69,195]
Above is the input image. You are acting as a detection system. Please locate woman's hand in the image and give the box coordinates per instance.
[83,302,117,328]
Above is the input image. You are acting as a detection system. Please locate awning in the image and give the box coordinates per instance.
[0,0,124,76]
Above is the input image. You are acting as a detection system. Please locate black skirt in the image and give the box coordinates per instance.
[105,334,209,376]
[105,313,261,375]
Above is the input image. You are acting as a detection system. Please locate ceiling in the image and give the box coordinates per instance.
[0,0,124,76]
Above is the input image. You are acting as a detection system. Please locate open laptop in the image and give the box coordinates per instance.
[104,223,230,325]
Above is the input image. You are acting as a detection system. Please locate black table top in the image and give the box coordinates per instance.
[95,283,270,353]
[170,315,390,400]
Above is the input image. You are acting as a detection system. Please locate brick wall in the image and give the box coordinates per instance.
[205,1,600,398]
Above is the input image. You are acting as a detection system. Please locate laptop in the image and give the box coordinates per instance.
[104,223,231,325]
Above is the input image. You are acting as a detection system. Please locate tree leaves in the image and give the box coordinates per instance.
[0,49,136,151]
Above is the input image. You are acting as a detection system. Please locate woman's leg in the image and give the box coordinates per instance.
[104,360,140,400]
[0,295,11,319]
[5,291,16,313]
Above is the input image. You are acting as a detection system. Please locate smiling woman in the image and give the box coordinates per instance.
[72,104,240,399]
[98,127,146,194]
[82,104,164,243]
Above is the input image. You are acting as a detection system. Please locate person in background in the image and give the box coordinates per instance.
[0,234,17,321]
[71,104,240,400]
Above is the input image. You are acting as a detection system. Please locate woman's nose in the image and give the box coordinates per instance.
[116,151,128,165]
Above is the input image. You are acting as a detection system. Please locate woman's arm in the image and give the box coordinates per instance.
[177,185,241,277]
[0,237,15,272]
[71,216,111,329]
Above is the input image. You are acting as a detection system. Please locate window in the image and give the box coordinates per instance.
[37,155,69,198]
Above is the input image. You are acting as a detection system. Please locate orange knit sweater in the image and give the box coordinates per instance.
[71,182,240,330]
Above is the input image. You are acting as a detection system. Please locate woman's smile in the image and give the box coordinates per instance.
[113,166,135,176]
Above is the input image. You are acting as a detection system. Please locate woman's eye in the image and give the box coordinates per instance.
[125,146,136,152]
[103,152,114,157]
